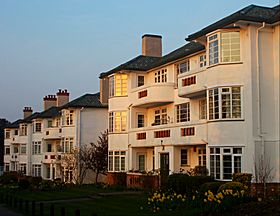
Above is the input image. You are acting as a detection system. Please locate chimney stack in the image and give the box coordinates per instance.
[23,107,33,119]
[56,89,70,107]
[43,95,57,110]
[142,34,162,57]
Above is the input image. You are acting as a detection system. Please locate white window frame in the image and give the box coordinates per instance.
[20,124,27,136]
[138,154,146,171]
[32,164,41,177]
[108,111,127,133]
[155,69,167,83]
[208,31,240,66]
[20,144,26,154]
[177,59,190,74]
[64,110,74,126]
[32,141,41,154]
[109,74,128,97]
[210,147,243,180]
[176,103,190,122]
[33,121,42,133]
[109,151,126,172]
[180,149,188,166]
[208,86,242,121]
[137,75,145,87]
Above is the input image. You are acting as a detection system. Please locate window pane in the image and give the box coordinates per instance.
[223,155,232,179]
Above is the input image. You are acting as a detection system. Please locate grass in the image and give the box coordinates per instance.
[28,194,201,216]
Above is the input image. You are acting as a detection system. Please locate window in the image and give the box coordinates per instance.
[181,149,188,166]
[5,131,10,139]
[63,137,74,153]
[5,163,9,172]
[199,99,207,120]
[178,60,190,73]
[208,87,242,120]
[138,155,145,171]
[198,148,206,166]
[199,54,206,68]
[33,121,42,133]
[221,32,240,62]
[14,130,18,135]
[209,34,219,65]
[20,144,26,154]
[208,32,240,65]
[137,75,145,87]
[20,124,27,136]
[64,110,74,126]
[137,132,146,140]
[109,74,128,97]
[5,147,10,155]
[137,114,144,128]
[110,151,126,172]
[153,108,167,125]
[176,103,190,122]
[47,120,53,128]
[47,143,52,152]
[155,69,167,83]
[20,164,27,175]
[210,147,242,180]
[13,146,19,153]
[32,164,41,177]
[108,111,127,133]
[32,141,41,154]
[154,130,170,138]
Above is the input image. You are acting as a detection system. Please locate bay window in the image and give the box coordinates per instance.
[108,151,126,172]
[109,74,128,97]
[208,31,240,66]
[108,111,127,133]
[208,86,242,120]
[210,147,242,180]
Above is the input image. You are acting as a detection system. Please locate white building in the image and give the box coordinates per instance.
[100,4,279,182]
[4,90,108,182]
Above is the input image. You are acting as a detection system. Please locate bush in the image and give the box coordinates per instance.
[188,166,208,176]
[199,182,224,195]
[18,178,30,189]
[39,180,54,191]
[0,172,19,185]
[232,173,252,193]
[166,174,213,196]
[218,182,244,193]
[29,176,43,189]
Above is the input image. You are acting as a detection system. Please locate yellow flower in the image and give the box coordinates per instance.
[204,199,207,202]
[192,195,195,200]
[157,207,160,211]
[217,200,221,204]
[182,198,186,202]
[148,202,150,205]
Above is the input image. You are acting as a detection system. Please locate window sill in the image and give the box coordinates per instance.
[207,61,243,69]
[207,118,244,122]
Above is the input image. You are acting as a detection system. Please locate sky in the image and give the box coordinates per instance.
[0,0,278,122]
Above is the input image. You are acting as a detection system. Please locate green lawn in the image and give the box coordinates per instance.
[30,194,201,216]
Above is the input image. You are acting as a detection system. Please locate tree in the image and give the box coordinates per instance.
[254,155,274,198]
[61,147,88,184]
[87,130,108,183]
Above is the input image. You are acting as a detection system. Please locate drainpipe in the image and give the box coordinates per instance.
[256,22,266,159]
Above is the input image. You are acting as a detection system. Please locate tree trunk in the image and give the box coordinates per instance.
[95,171,99,183]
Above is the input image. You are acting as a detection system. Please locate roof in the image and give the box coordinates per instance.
[186,4,280,41]
[5,119,22,129]
[99,55,160,78]
[35,107,61,119]
[61,93,108,109]
[100,42,204,78]
[150,42,205,68]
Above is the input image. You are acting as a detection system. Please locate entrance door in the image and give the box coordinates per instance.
[160,153,169,187]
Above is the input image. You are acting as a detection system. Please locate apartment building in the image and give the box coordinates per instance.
[4,90,108,182]
[100,4,279,182]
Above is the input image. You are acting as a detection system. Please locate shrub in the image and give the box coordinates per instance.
[39,180,54,191]
[18,178,30,189]
[0,172,19,185]
[218,182,244,193]
[29,176,43,189]
[232,173,252,193]
[166,174,213,196]
[199,182,225,195]
[188,166,208,176]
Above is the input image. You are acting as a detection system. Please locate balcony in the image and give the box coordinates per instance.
[42,152,62,164]
[10,153,19,162]
[129,83,174,108]
[178,63,244,98]
[128,121,208,148]
[44,127,62,140]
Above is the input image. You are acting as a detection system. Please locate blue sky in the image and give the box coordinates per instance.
[0,0,278,121]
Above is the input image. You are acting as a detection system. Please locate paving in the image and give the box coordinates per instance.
[0,204,22,216]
